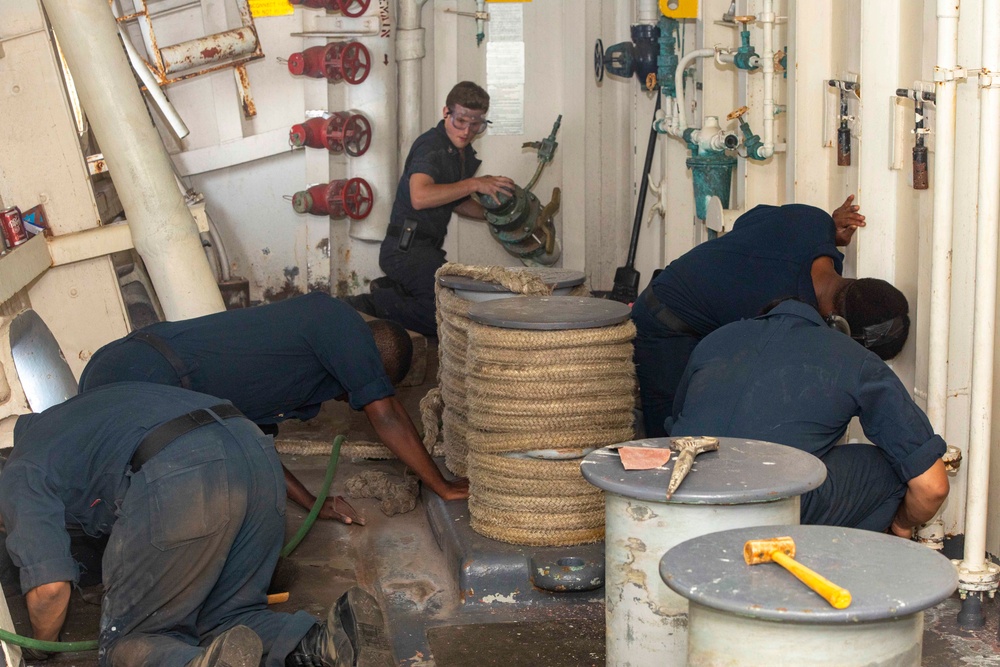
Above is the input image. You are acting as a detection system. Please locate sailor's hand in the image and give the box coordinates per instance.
[473,176,515,205]
[833,194,866,246]
[317,495,363,525]
[436,477,470,501]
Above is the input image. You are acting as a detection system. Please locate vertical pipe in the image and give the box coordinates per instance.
[926,0,959,438]
[758,0,776,158]
[636,0,660,25]
[397,0,428,172]
[41,0,224,319]
[962,0,1000,574]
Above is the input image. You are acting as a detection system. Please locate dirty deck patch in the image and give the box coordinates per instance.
[427,617,605,667]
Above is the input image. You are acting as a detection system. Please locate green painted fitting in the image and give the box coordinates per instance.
[687,152,737,220]
[657,17,679,97]
[738,117,766,161]
[734,30,759,70]
[682,128,699,153]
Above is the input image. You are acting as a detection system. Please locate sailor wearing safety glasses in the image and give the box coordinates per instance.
[346,81,515,337]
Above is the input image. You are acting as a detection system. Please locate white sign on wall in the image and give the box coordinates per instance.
[486,3,525,136]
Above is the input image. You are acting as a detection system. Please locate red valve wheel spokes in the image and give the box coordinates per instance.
[337,0,371,17]
[342,177,374,219]
[340,42,371,85]
[343,114,372,157]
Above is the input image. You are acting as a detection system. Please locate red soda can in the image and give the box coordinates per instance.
[0,207,28,248]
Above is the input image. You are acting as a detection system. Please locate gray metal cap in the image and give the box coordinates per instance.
[438,267,585,292]
[580,438,826,504]
[660,524,959,622]
[467,296,631,330]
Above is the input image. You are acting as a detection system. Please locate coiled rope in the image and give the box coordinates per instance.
[464,315,636,547]
[431,263,589,476]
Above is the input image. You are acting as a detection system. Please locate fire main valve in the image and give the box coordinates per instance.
[289,113,372,156]
[292,178,373,220]
[287,42,371,84]
[288,0,370,16]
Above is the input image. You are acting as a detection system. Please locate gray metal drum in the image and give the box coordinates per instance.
[437,267,584,302]
[581,438,827,667]
[661,524,959,666]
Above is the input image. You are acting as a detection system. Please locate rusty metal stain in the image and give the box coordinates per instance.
[200,47,222,59]
[626,503,657,522]
[235,65,257,118]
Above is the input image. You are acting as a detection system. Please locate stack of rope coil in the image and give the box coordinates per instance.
[464,310,636,546]
[432,263,586,476]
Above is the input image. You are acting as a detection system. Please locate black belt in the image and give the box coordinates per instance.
[130,404,244,473]
[131,331,192,390]
[642,290,699,336]
[385,225,442,244]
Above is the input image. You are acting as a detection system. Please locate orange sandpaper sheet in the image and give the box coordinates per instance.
[618,446,673,470]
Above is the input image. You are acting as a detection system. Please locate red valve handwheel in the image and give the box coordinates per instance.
[339,42,371,85]
[342,114,372,157]
[340,177,374,220]
[337,0,371,17]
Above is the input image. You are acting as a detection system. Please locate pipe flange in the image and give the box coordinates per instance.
[953,559,1000,592]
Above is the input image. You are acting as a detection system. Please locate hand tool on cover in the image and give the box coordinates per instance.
[666,436,719,499]
[743,536,852,609]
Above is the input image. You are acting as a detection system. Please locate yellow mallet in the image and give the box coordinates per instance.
[743,536,852,609]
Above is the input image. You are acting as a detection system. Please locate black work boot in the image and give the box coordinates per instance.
[368,276,398,293]
[187,625,263,667]
[285,587,392,667]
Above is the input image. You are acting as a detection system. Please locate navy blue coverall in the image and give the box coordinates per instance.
[372,120,482,336]
[0,383,319,667]
[79,292,394,426]
[668,300,946,531]
[632,204,843,437]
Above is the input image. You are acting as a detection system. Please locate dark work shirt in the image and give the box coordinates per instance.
[650,204,844,335]
[669,301,945,484]
[80,292,394,422]
[0,383,229,592]
[389,121,482,240]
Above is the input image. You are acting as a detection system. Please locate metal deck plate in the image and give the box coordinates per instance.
[438,268,585,292]
[661,524,959,622]
[467,296,631,330]
[581,438,827,504]
[424,489,605,606]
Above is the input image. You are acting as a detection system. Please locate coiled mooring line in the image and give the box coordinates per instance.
[464,317,636,547]
[432,263,590,477]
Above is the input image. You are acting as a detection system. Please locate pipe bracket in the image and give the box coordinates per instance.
[933,65,968,82]
[978,70,1000,88]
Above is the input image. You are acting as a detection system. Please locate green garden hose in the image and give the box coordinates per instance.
[0,629,97,653]
[281,435,343,558]
[0,435,344,653]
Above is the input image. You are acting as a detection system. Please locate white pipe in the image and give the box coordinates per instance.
[206,212,232,282]
[636,0,659,25]
[673,48,716,134]
[396,0,429,172]
[758,0,776,158]
[961,0,1000,575]
[926,0,959,441]
[111,6,190,139]
[41,0,224,319]
[476,0,487,41]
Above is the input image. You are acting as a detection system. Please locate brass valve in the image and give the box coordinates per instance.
[727,105,750,122]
